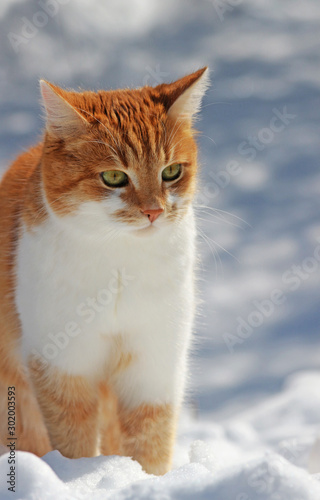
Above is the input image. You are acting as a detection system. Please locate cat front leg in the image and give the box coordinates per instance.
[28,356,100,458]
[110,333,188,475]
[119,402,177,475]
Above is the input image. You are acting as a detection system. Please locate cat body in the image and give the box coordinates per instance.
[17,201,195,401]
[0,68,208,474]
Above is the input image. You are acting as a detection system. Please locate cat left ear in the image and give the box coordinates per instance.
[163,67,210,122]
[40,80,88,138]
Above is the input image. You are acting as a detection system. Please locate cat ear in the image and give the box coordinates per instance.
[40,80,88,138]
[164,67,210,121]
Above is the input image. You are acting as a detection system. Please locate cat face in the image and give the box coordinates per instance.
[40,68,209,237]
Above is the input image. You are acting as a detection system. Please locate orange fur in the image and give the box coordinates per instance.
[28,357,100,458]
[99,383,122,456]
[119,404,176,475]
[0,68,207,474]
[0,380,51,456]
[0,145,52,457]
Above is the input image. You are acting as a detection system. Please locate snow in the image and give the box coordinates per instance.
[0,0,320,498]
[2,375,320,499]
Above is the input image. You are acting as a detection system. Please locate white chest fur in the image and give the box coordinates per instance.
[16,207,196,407]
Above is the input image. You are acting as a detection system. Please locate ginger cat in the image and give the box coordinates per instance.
[0,68,209,475]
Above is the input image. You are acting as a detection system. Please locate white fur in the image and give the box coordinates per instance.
[16,198,196,410]
[167,68,210,121]
[40,80,88,137]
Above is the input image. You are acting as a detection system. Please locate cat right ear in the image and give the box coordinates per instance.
[40,80,88,138]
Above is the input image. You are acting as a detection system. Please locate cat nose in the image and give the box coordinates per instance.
[141,208,164,223]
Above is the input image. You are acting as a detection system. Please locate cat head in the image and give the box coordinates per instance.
[40,68,209,238]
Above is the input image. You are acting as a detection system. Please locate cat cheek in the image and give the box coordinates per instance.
[167,193,184,211]
[102,194,127,214]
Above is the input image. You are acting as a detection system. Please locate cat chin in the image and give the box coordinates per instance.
[132,224,159,237]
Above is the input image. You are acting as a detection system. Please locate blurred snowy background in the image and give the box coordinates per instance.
[0,0,320,498]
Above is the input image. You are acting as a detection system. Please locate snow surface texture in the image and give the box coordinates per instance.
[0,0,320,498]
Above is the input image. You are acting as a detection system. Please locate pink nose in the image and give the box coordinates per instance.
[141,208,164,223]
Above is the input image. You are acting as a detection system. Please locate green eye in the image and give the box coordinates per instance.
[101,170,128,187]
[162,163,182,182]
